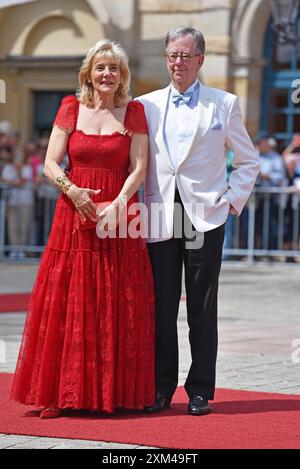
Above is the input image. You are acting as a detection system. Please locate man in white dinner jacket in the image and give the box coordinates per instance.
[138,27,260,415]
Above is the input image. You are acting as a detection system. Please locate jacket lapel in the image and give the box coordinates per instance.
[151,85,175,171]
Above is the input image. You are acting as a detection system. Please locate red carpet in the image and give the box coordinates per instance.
[0,293,30,313]
[1,374,299,448]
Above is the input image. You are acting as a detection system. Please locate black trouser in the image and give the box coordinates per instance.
[147,190,225,400]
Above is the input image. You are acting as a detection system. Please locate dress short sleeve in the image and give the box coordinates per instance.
[125,101,148,135]
[53,95,78,134]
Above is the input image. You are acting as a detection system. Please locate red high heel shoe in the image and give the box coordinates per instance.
[40,407,61,419]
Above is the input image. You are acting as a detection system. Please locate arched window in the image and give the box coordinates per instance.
[261,13,300,150]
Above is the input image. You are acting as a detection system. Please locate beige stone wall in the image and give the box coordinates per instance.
[0,0,104,140]
[0,0,104,58]
[0,0,270,139]
[229,0,271,135]
[138,1,232,91]
[140,0,233,13]
[0,66,79,142]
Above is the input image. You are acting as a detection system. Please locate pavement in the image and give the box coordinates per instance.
[0,261,299,449]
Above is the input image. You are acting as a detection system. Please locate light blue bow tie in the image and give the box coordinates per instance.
[171,91,193,106]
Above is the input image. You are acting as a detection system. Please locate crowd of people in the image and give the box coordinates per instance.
[224,132,300,260]
[1,122,300,261]
[254,133,300,253]
[0,123,66,259]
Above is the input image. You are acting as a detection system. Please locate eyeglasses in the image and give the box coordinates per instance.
[166,52,202,63]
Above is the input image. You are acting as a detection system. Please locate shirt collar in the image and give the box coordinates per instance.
[170,79,199,97]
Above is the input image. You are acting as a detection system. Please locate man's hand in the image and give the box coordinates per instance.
[259,173,270,182]
[229,205,238,216]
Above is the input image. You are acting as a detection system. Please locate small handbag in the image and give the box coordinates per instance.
[74,201,138,232]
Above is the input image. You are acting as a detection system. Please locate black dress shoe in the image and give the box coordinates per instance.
[143,393,171,414]
[188,395,211,415]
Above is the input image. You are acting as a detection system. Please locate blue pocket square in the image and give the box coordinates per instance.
[210,123,223,131]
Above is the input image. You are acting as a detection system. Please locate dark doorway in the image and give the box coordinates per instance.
[33,90,73,138]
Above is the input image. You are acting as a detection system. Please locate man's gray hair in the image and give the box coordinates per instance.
[165,27,205,54]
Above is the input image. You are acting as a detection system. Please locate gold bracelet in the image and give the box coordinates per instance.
[56,176,73,194]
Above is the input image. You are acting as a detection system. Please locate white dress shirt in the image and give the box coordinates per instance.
[163,80,200,171]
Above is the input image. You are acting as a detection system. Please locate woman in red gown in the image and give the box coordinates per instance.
[10,39,155,418]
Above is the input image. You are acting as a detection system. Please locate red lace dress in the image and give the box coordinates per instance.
[10,96,155,413]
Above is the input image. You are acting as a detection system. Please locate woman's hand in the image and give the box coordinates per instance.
[97,202,120,232]
[66,185,101,222]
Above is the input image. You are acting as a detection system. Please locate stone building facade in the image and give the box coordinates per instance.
[0,0,299,144]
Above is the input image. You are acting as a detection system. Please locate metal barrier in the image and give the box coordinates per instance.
[0,182,59,262]
[223,186,300,262]
[0,184,299,263]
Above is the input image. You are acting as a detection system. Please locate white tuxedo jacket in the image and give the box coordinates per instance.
[137,81,261,243]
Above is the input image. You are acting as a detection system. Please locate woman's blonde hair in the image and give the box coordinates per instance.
[77,39,131,107]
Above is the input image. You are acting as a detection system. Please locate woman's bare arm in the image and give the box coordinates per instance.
[43,126,101,221]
